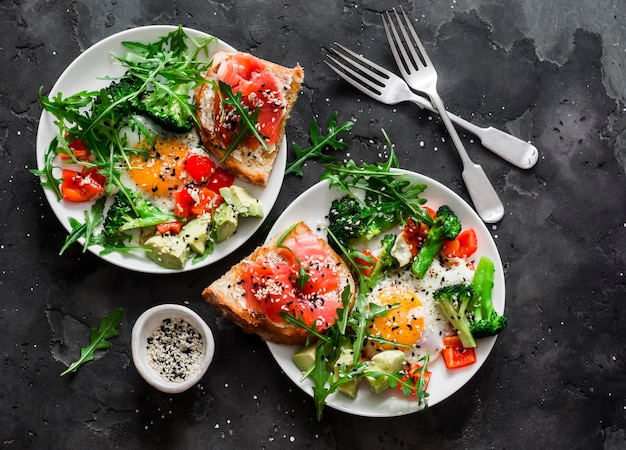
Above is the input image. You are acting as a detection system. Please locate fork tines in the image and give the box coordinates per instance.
[325,44,391,96]
[383,7,430,73]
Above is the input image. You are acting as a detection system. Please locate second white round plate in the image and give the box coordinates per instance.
[266,170,506,417]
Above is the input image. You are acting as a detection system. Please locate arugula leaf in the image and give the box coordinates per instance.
[216,80,267,161]
[285,112,354,176]
[60,307,124,376]
[30,137,63,200]
[321,129,434,227]
[59,196,106,255]
[275,222,311,291]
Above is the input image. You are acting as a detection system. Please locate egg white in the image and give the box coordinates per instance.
[118,124,203,213]
[365,256,475,364]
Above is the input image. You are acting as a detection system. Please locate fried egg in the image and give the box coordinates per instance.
[119,128,203,212]
[364,256,475,364]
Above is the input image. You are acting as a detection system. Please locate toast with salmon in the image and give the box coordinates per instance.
[194,51,304,186]
[202,221,355,345]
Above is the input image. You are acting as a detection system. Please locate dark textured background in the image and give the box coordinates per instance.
[1,1,625,448]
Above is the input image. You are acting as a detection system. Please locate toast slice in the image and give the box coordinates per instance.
[194,51,304,186]
[202,222,355,345]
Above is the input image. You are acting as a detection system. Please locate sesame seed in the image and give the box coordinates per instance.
[145,318,204,383]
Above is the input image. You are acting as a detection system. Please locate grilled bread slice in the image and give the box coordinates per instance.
[202,221,355,345]
[194,51,304,186]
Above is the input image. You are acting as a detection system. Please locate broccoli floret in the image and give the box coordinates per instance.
[102,188,177,238]
[133,83,195,133]
[327,196,362,250]
[471,314,507,338]
[93,76,144,119]
[468,256,507,338]
[411,205,462,278]
[103,74,195,133]
[433,284,476,348]
[327,195,393,251]
[366,234,399,288]
[107,76,144,105]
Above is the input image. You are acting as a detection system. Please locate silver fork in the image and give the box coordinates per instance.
[382,8,504,223]
[325,45,538,170]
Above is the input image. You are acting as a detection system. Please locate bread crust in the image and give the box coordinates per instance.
[194,51,304,186]
[202,222,355,345]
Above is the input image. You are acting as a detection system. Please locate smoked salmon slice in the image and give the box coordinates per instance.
[243,229,344,331]
[213,52,285,148]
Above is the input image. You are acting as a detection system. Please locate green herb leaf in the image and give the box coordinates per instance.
[285,111,354,176]
[217,80,267,162]
[275,222,311,291]
[321,129,433,227]
[60,307,124,376]
[311,343,333,420]
[59,196,106,255]
[30,137,64,201]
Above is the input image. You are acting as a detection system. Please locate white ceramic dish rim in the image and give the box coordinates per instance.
[35,25,286,274]
[266,169,506,417]
[131,303,215,394]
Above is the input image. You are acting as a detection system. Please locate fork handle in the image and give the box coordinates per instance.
[462,163,506,224]
[429,92,505,224]
[408,96,538,169]
[447,114,539,169]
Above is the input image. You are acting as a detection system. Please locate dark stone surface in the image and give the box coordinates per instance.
[1,0,625,448]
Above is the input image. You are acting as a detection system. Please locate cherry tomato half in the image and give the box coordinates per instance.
[205,167,235,192]
[184,154,216,184]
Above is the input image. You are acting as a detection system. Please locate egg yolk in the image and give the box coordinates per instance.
[128,138,189,198]
[368,286,424,350]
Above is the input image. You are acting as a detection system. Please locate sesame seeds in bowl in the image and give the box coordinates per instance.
[131,304,215,393]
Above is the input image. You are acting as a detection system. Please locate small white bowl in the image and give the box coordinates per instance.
[131,304,215,393]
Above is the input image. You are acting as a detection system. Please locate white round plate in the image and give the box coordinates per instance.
[36,26,285,274]
[266,170,506,417]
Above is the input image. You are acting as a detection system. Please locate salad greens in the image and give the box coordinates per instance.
[321,130,434,228]
[34,27,214,257]
[285,111,354,176]
[281,140,435,420]
[60,307,124,376]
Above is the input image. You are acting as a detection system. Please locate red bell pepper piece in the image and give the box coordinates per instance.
[61,167,106,202]
[60,137,91,161]
[442,335,477,369]
[156,221,183,235]
[443,228,478,259]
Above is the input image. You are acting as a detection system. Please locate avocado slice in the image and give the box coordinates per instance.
[293,344,317,372]
[144,234,190,269]
[337,378,359,399]
[179,215,211,255]
[219,185,264,217]
[333,344,359,399]
[365,350,406,394]
[213,203,238,243]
